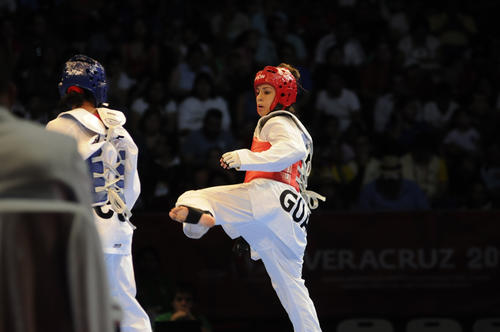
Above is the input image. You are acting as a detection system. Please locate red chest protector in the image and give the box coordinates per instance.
[244,137,302,192]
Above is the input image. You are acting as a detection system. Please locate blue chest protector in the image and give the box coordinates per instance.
[86,146,127,208]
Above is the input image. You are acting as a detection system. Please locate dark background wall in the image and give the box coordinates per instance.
[2,0,500,330]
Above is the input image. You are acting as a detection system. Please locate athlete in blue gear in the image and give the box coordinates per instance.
[47,55,151,332]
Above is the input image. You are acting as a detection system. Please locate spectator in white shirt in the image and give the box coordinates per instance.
[443,109,480,155]
[421,82,459,131]
[177,72,231,136]
[397,19,441,69]
[314,72,361,132]
[313,21,365,67]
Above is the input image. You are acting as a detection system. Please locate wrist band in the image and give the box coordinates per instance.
[182,205,212,224]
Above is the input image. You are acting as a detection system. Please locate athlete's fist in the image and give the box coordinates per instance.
[220,151,241,170]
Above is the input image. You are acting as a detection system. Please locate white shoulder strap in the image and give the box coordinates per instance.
[58,108,106,135]
[97,108,126,128]
[260,111,326,209]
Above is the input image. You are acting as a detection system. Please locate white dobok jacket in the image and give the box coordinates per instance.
[47,108,140,254]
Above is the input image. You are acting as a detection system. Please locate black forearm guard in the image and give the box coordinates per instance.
[183,205,212,224]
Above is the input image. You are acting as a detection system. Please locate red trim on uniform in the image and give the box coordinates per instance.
[244,137,301,192]
[67,86,84,94]
[247,137,271,152]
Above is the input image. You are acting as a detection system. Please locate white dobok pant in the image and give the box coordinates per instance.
[176,180,322,332]
[104,254,152,332]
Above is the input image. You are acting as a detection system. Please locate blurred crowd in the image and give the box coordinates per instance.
[2,0,500,211]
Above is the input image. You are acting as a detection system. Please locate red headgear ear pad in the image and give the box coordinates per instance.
[254,66,297,111]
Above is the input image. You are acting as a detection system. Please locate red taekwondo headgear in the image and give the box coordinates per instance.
[254,65,297,111]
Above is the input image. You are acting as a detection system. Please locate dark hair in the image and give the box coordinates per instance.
[193,72,214,90]
[278,62,300,81]
[57,89,96,112]
[277,62,301,114]
[204,108,222,120]
[138,107,165,132]
[173,281,197,300]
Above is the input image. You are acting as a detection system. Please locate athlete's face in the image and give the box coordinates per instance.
[255,83,276,117]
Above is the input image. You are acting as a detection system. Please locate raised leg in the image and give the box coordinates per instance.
[169,205,215,228]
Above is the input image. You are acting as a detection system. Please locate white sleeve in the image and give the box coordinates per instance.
[236,117,306,172]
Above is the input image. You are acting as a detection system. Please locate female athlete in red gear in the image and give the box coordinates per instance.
[169,63,324,332]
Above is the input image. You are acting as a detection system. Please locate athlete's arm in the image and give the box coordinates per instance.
[236,117,306,172]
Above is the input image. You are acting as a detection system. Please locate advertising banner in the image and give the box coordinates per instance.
[133,211,500,319]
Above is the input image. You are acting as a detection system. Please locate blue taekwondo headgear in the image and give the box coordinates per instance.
[58,54,107,106]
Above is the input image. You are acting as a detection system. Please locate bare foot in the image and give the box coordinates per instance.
[169,205,216,227]
[169,206,188,223]
[200,213,215,227]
